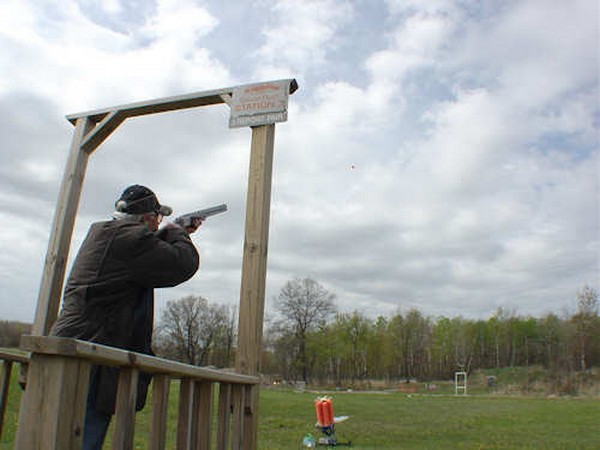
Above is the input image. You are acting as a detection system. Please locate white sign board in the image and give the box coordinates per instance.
[228,81,290,128]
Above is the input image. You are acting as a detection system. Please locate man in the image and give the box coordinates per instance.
[51,185,201,450]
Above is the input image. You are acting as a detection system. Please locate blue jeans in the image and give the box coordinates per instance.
[83,375,112,450]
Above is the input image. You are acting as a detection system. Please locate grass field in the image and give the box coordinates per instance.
[256,388,599,449]
[1,370,599,449]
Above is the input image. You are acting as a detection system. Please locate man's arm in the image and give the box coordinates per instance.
[124,225,201,288]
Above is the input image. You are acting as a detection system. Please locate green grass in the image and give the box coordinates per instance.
[255,389,599,449]
[0,366,22,450]
[2,369,599,449]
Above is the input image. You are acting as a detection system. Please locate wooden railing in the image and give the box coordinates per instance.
[10,336,259,450]
[0,349,29,441]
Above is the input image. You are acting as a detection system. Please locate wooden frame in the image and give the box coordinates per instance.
[33,78,297,337]
[19,79,298,450]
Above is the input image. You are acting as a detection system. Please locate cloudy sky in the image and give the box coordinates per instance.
[1,0,597,325]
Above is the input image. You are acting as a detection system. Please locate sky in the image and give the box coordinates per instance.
[0,0,598,325]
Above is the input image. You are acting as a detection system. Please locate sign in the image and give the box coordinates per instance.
[228,80,290,128]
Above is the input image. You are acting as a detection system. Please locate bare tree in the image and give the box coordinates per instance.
[211,304,237,368]
[155,295,232,366]
[274,278,336,382]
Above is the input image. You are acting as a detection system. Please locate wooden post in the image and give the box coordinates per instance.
[230,384,246,450]
[32,117,95,336]
[14,354,90,450]
[0,360,13,439]
[235,124,276,449]
[242,384,256,448]
[216,383,232,450]
[149,374,171,450]
[193,381,213,450]
[112,368,139,450]
[177,378,194,450]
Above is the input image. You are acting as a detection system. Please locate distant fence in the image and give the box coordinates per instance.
[3,336,259,450]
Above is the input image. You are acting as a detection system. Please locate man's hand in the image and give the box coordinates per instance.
[161,218,202,235]
[185,218,203,234]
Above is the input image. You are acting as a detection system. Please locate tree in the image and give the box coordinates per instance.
[0,321,32,347]
[273,278,336,382]
[572,285,599,370]
[389,309,431,380]
[489,307,518,368]
[209,304,237,368]
[155,295,233,367]
[262,286,598,387]
[368,316,393,381]
[431,316,473,378]
[538,313,562,369]
[335,311,371,384]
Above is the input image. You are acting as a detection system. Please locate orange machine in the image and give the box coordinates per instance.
[315,397,335,427]
[310,397,351,447]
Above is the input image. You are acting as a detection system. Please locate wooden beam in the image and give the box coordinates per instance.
[79,110,127,154]
[236,124,275,375]
[235,124,276,450]
[66,79,298,125]
[32,117,94,336]
[21,336,259,385]
[0,350,29,364]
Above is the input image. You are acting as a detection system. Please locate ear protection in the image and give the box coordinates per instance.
[115,200,128,212]
[115,194,156,213]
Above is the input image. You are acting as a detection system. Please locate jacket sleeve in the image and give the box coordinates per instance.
[113,224,200,288]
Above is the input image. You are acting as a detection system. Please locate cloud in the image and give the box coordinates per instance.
[0,0,597,324]
[267,0,598,318]
[252,0,354,81]
[0,0,229,112]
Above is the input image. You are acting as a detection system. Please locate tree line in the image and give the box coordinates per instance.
[2,279,597,387]
[151,279,599,385]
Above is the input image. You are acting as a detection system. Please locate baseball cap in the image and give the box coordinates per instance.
[115,185,173,216]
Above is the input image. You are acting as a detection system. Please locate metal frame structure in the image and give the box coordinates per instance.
[455,371,468,396]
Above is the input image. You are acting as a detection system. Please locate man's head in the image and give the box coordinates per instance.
[115,185,172,231]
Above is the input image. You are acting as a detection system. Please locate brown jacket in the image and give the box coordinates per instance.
[51,219,199,413]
